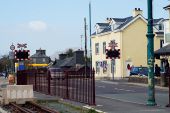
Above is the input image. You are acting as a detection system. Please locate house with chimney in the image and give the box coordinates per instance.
[51,50,88,71]
[29,48,51,68]
[91,8,164,79]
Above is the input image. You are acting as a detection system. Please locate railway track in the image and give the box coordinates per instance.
[8,101,59,113]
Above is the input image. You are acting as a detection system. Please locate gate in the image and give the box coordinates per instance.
[17,68,95,105]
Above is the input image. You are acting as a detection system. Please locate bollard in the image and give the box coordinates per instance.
[166,76,170,107]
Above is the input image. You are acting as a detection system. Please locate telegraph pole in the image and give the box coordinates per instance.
[84,18,87,76]
[89,2,92,71]
[147,0,156,106]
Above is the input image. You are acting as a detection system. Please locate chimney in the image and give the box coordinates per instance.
[106,17,112,24]
[36,49,46,55]
[132,8,143,17]
[73,50,84,65]
[59,53,67,60]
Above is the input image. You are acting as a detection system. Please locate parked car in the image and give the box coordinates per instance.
[130,67,148,76]
[0,72,5,77]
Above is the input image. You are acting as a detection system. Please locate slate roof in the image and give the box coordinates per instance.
[96,23,110,27]
[153,18,164,24]
[92,15,164,36]
[164,4,170,9]
[114,16,134,30]
[31,52,49,58]
[112,16,133,23]
[52,57,75,68]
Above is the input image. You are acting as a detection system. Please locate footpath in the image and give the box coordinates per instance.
[0,77,170,113]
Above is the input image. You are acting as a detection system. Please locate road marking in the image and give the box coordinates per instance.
[140,109,163,112]
[83,105,106,113]
[97,104,103,107]
[97,95,145,105]
[100,81,119,85]
[97,86,105,88]
[114,88,135,92]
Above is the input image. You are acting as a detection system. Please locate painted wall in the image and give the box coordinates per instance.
[92,18,163,79]
[92,32,122,79]
[122,18,162,76]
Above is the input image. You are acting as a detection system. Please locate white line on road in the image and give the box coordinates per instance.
[100,81,119,85]
[83,105,106,113]
[114,88,135,92]
[97,86,105,88]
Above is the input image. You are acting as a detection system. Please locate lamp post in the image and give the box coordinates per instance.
[146,0,157,106]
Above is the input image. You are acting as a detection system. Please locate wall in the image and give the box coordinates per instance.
[122,18,162,76]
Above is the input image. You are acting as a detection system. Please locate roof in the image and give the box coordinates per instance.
[52,57,75,68]
[96,23,110,27]
[153,18,164,24]
[114,16,134,30]
[164,4,170,10]
[31,53,49,58]
[154,44,170,56]
[112,16,133,23]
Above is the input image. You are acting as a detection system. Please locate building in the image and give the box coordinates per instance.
[91,8,164,79]
[51,50,85,70]
[164,5,170,46]
[29,48,50,68]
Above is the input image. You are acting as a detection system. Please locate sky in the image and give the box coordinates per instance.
[0,0,169,57]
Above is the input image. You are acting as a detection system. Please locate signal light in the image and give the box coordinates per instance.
[15,50,30,61]
[106,49,120,59]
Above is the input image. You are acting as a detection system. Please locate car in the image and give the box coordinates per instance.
[0,72,5,77]
[130,67,148,76]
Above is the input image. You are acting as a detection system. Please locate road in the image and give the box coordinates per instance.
[92,80,170,113]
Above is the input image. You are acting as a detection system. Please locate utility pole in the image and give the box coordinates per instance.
[89,2,92,71]
[147,0,156,106]
[81,35,83,50]
[84,18,87,76]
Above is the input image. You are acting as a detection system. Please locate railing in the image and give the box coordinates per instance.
[17,68,96,105]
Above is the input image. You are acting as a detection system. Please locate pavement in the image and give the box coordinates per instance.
[0,76,170,113]
[96,80,169,106]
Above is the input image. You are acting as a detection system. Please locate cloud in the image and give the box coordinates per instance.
[28,20,47,31]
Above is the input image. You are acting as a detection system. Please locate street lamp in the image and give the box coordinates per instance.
[146,0,157,106]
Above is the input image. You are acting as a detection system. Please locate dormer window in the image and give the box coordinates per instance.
[159,24,163,30]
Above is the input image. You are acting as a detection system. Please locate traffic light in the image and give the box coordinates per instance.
[15,50,30,60]
[106,49,120,59]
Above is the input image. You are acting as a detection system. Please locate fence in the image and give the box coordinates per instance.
[17,68,95,105]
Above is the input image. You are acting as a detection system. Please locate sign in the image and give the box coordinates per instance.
[109,40,117,50]
[17,43,27,48]
[15,50,30,61]
[10,43,15,51]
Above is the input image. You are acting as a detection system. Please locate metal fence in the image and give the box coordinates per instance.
[17,68,95,105]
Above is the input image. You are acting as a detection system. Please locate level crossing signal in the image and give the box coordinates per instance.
[106,49,120,59]
[15,50,30,61]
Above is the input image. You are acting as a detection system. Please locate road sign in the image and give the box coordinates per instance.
[10,44,15,51]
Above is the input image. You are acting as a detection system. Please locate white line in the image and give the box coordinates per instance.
[100,81,119,85]
[83,105,106,113]
[114,88,135,92]
[97,86,105,88]
[97,95,146,105]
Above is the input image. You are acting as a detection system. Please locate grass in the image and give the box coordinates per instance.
[36,100,99,113]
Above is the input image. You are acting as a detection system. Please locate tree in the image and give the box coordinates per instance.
[0,55,11,72]
[65,48,74,57]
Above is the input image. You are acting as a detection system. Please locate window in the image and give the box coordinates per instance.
[160,40,164,48]
[159,24,163,30]
[95,43,99,55]
[96,61,100,73]
[103,42,106,54]
[103,61,107,73]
